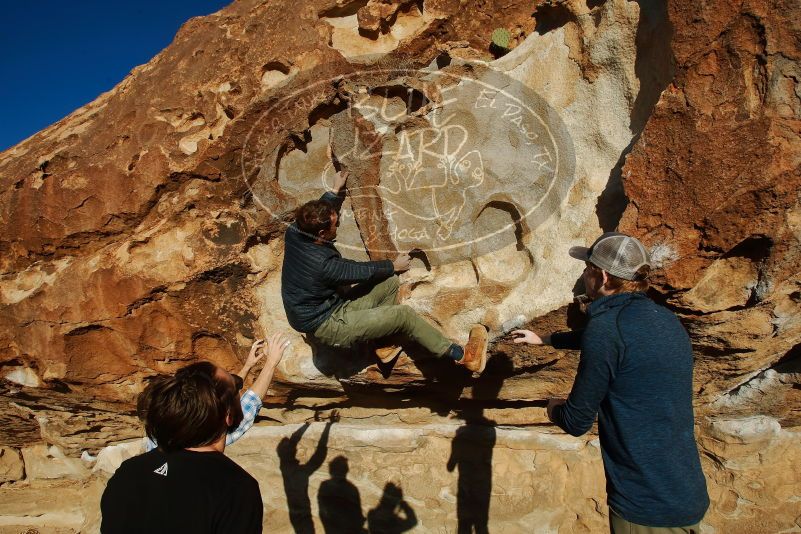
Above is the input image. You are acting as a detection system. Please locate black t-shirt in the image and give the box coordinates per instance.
[101,449,262,534]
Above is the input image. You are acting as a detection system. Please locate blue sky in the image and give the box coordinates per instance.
[0,0,230,151]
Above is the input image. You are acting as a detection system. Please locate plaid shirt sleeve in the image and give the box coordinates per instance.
[143,390,263,451]
[225,389,263,446]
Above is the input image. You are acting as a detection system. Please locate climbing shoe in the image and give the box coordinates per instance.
[375,345,403,364]
[461,324,488,374]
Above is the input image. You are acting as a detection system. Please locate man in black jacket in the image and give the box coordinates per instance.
[281,171,488,373]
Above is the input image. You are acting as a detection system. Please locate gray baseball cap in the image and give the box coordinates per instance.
[569,232,651,281]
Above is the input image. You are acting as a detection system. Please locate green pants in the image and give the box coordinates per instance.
[313,275,452,357]
[609,509,701,534]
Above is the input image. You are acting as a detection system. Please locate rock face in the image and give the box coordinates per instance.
[19,444,89,481]
[619,1,801,418]
[0,0,799,532]
[0,447,24,483]
[2,421,801,533]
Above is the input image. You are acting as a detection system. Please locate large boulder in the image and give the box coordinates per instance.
[0,0,799,531]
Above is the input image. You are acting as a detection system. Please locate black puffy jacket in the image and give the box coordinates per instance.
[281,192,394,333]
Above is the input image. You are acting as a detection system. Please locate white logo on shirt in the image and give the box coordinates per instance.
[153,463,168,476]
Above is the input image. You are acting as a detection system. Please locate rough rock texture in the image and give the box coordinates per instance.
[0,0,800,532]
[619,1,801,419]
[19,444,89,481]
[0,447,24,484]
[1,421,800,533]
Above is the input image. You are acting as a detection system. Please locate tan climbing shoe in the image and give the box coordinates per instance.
[462,324,488,374]
[375,345,403,364]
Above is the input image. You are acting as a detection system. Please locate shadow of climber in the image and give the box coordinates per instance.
[318,456,366,534]
[446,353,513,533]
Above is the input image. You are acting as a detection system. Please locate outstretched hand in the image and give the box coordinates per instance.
[511,329,543,345]
[238,339,266,380]
[245,339,265,368]
[262,332,291,368]
[332,170,349,194]
[249,332,291,399]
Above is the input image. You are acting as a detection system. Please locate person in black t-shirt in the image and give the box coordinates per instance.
[101,360,267,534]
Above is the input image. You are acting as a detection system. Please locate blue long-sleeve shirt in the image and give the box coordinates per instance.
[550,292,709,527]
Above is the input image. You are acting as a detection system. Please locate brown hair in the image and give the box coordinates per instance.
[602,265,651,294]
[137,361,243,452]
[296,200,336,236]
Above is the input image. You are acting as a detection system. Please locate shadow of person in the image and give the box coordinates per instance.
[318,456,366,534]
[396,338,473,414]
[309,337,376,379]
[367,482,418,534]
[277,422,333,534]
[446,354,513,534]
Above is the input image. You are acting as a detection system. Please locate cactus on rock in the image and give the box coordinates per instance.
[491,27,511,50]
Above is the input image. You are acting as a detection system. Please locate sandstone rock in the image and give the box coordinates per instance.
[618,0,801,422]
[92,439,145,475]
[228,422,609,533]
[0,447,24,483]
[20,444,90,481]
[0,478,105,533]
[0,420,794,533]
[0,0,662,406]
[357,0,404,34]
[699,417,801,533]
[2,366,41,388]
[322,1,438,61]
[0,0,799,531]
[1,381,143,455]
[681,256,758,312]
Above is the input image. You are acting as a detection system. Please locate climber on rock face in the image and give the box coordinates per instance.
[512,232,709,534]
[280,169,488,373]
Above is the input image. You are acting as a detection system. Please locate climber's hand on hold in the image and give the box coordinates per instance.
[331,170,349,194]
[393,252,412,273]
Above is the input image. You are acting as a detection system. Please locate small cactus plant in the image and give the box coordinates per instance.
[491,28,512,50]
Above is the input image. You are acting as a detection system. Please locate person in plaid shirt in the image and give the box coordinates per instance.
[145,332,290,452]
[102,334,290,534]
